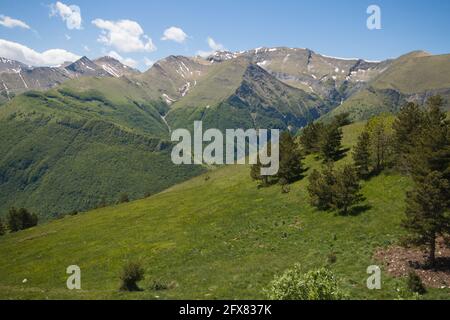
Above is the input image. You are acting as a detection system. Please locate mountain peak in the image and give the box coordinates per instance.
[93,56,140,77]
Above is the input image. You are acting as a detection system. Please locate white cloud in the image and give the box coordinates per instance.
[0,15,30,29]
[92,19,156,53]
[161,26,188,43]
[50,1,82,30]
[0,39,80,66]
[83,45,90,52]
[197,37,225,58]
[65,34,71,40]
[144,57,154,67]
[107,50,138,68]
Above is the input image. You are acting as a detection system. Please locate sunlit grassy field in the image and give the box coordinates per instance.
[0,122,448,300]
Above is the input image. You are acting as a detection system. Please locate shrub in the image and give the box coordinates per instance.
[120,261,145,292]
[406,271,427,295]
[265,264,346,300]
[7,207,38,232]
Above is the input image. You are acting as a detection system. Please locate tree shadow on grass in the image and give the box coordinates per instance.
[410,257,450,272]
[337,204,372,217]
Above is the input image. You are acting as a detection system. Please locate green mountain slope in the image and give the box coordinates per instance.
[328,52,450,121]
[166,58,328,131]
[0,83,203,219]
[0,122,448,300]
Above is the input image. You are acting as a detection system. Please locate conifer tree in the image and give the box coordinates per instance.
[307,163,336,211]
[319,124,343,161]
[332,165,364,215]
[402,171,450,266]
[366,115,393,172]
[277,132,304,184]
[250,157,268,186]
[7,207,38,232]
[392,102,425,172]
[299,122,324,154]
[353,131,371,178]
[409,96,450,183]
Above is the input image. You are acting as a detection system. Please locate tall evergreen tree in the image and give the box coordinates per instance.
[409,96,450,183]
[299,122,324,155]
[319,124,343,161]
[393,102,425,172]
[332,165,364,215]
[277,132,304,184]
[353,131,371,178]
[250,156,269,186]
[307,164,336,211]
[366,115,393,172]
[402,171,450,266]
[7,207,38,232]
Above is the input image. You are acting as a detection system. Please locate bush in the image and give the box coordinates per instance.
[265,264,346,300]
[120,261,145,292]
[7,207,38,232]
[406,271,427,295]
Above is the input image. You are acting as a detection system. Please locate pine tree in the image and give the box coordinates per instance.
[7,207,21,232]
[366,115,393,172]
[320,124,343,161]
[7,207,38,232]
[353,131,371,178]
[409,96,450,183]
[250,143,272,187]
[250,158,268,186]
[332,165,364,215]
[393,102,425,172]
[402,171,450,266]
[277,132,304,184]
[307,164,336,211]
[299,122,324,154]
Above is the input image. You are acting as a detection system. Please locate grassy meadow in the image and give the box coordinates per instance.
[0,121,449,300]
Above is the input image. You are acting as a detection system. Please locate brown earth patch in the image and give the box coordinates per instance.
[374,238,450,289]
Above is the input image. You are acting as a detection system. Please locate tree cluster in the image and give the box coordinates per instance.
[251,131,305,186]
[352,114,394,178]
[7,207,38,232]
[299,115,347,162]
[307,164,364,215]
[394,96,450,266]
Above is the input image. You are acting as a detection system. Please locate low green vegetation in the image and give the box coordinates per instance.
[0,87,204,220]
[265,264,347,300]
[6,208,38,232]
[120,261,145,292]
[0,101,448,299]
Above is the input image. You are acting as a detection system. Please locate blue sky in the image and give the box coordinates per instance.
[0,0,449,70]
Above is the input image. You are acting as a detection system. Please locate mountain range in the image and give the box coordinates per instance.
[0,47,449,218]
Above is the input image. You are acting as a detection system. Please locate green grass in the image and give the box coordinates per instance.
[0,122,448,300]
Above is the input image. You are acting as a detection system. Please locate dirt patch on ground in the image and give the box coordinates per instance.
[374,239,450,289]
